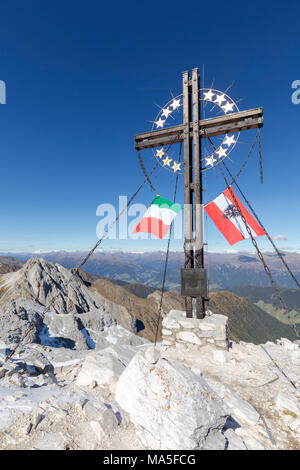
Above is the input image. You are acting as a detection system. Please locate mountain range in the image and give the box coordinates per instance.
[1,255,298,345]
[2,250,300,290]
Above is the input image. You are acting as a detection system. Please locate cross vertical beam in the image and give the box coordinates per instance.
[182,69,206,319]
[182,71,193,318]
[192,68,205,319]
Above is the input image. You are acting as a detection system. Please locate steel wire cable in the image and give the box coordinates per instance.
[258,128,264,184]
[206,135,300,340]
[222,146,300,291]
[228,131,259,186]
[2,133,182,365]
[154,142,182,345]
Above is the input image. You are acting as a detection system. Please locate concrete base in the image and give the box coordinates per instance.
[161,310,229,351]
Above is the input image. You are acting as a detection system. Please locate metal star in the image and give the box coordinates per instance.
[214,94,226,107]
[171,98,181,110]
[216,146,227,159]
[162,156,172,167]
[156,148,165,158]
[203,90,215,102]
[222,102,234,114]
[205,156,216,167]
[172,162,181,172]
[161,107,172,119]
[223,135,236,146]
[155,117,166,128]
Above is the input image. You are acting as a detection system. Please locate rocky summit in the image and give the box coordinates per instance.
[0,258,121,350]
[0,258,299,450]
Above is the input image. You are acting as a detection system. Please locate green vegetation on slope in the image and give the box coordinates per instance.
[227,286,300,325]
[209,291,298,344]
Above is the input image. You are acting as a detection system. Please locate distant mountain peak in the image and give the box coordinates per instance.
[0,257,103,315]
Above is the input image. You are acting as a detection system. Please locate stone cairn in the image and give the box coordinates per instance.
[162,310,229,351]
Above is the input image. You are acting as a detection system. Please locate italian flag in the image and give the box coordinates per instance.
[133,195,182,239]
[204,186,266,246]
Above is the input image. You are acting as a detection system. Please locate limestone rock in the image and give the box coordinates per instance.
[278,338,299,351]
[115,350,229,450]
[76,351,125,388]
[34,432,69,450]
[18,346,53,374]
[162,309,228,351]
[224,428,247,450]
[89,406,119,442]
[70,422,99,450]
[162,311,182,330]
[161,328,173,336]
[83,400,119,440]
[0,299,41,347]
[144,346,160,364]
[235,427,265,450]
[223,389,259,427]
[201,429,227,450]
[176,331,201,345]
[88,288,136,333]
[289,418,300,433]
[273,392,300,416]
[213,350,229,364]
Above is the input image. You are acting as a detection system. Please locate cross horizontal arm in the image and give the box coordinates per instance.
[135,107,263,151]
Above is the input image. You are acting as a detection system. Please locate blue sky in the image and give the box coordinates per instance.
[0,0,300,254]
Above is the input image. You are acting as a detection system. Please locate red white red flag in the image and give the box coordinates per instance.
[204,186,266,245]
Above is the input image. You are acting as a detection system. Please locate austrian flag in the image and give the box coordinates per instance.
[204,186,265,245]
[133,196,182,239]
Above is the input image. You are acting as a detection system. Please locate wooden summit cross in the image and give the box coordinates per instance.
[134,68,263,320]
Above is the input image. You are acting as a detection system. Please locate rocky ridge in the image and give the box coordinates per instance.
[0,335,300,450]
[0,258,299,450]
[0,258,136,351]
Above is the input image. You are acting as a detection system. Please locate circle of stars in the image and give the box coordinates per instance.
[152,89,239,173]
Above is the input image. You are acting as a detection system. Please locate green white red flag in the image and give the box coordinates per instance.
[133,195,182,239]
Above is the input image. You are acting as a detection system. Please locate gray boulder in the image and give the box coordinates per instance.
[115,350,229,450]
[34,432,70,450]
[0,298,41,347]
[76,349,126,389]
[17,345,54,374]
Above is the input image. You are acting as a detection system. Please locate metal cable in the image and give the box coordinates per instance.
[206,135,300,340]
[2,132,182,365]
[229,131,259,186]
[154,142,182,345]
[258,128,263,184]
[76,161,161,272]
[252,404,276,446]
[222,152,300,291]
[260,345,298,390]
[76,132,181,272]
[138,151,159,194]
